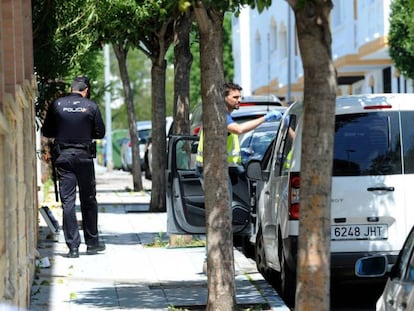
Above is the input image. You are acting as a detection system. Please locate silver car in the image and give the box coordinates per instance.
[120,120,151,171]
[356,225,414,310]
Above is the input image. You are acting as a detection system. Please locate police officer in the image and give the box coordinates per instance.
[42,76,106,258]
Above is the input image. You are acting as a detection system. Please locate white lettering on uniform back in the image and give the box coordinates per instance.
[62,107,87,113]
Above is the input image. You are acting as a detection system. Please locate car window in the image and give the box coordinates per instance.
[138,129,151,141]
[251,132,274,155]
[333,112,401,176]
[175,139,192,170]
[261,139,275,170]
[279,114,297,176]
[401,112,414,173]
[240,124,277,160]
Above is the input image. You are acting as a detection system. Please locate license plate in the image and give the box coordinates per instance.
[331,224,388,241]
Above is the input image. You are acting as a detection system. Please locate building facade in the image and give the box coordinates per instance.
[0,0,39,308]
[232,0,412,102]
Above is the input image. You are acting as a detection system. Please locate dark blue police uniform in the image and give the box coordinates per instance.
[42,78,105,257]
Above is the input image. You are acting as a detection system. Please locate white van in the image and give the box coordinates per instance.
[246,94,414,305]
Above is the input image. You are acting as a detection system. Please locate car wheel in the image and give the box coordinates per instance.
[241,235,255,259]
[279,240,296,308]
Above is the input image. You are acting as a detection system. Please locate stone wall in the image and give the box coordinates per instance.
[0,1,39,308]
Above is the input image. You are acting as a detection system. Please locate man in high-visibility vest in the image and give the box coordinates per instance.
[196,82,282,183]
[195,82,282,272]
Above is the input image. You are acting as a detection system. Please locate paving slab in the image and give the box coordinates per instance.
[31,168,289,311]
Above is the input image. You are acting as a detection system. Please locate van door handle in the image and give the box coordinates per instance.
[367,186,395,192]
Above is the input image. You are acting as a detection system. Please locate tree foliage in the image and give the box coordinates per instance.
[180,0,271,14]
[87,0,175,194]
[110,49,174,128]
[186,13,234,110]
[32,0,104,121]
[389,0,414,80]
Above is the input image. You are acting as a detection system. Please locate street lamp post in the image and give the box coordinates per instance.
[287,4,292,104]
[104,44,113,170]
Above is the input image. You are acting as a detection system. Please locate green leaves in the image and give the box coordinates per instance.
[389,0,414,79]
[178,0,192,12]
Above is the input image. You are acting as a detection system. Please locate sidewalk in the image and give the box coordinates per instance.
[30,166,289,311]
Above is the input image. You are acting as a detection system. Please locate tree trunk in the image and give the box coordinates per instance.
[112,43,143,191]
[168,10,194,247]
[194,3,236,310]
[147,19,174,212]
[149,61,167,212]
[173,10,193,135]
[288,1,336,310]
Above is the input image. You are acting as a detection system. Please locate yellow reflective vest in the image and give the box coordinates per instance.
[196,128,241,167]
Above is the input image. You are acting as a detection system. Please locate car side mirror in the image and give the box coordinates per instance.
[246,160,263,181]
[355,255,388,277]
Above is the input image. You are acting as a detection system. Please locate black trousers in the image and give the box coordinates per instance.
[56,148,99,250]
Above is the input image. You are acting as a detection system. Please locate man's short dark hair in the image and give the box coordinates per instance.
[223,82,242,97]
[71,76,90,92]
[71,76,91,98]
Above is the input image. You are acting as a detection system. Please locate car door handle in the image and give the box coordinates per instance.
[367,186,395,192]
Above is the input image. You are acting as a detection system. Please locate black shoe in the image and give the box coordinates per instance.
[67,248,79,258]
[86,243,106,255]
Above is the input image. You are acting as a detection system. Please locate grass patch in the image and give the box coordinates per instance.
[145,233,206,248]
[145,232,169,247]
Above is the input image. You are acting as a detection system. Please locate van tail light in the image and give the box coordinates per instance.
[289,172,300,220]
[128,141,132,147]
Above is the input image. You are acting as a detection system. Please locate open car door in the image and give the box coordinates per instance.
[166,135,250,235]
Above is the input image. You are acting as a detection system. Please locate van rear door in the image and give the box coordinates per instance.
[331,110,414,253]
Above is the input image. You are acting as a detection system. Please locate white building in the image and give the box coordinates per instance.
[232,0,413,103]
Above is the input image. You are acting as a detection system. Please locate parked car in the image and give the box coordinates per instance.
[98,129,129,170]
[120,120,151,171]
[245,94,414,305]
[166,102,286,245]
[356,225,414,311]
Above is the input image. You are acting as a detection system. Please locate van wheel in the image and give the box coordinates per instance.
[280,248,296,308]
[255,228,268,276]
[255,228,280,283]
